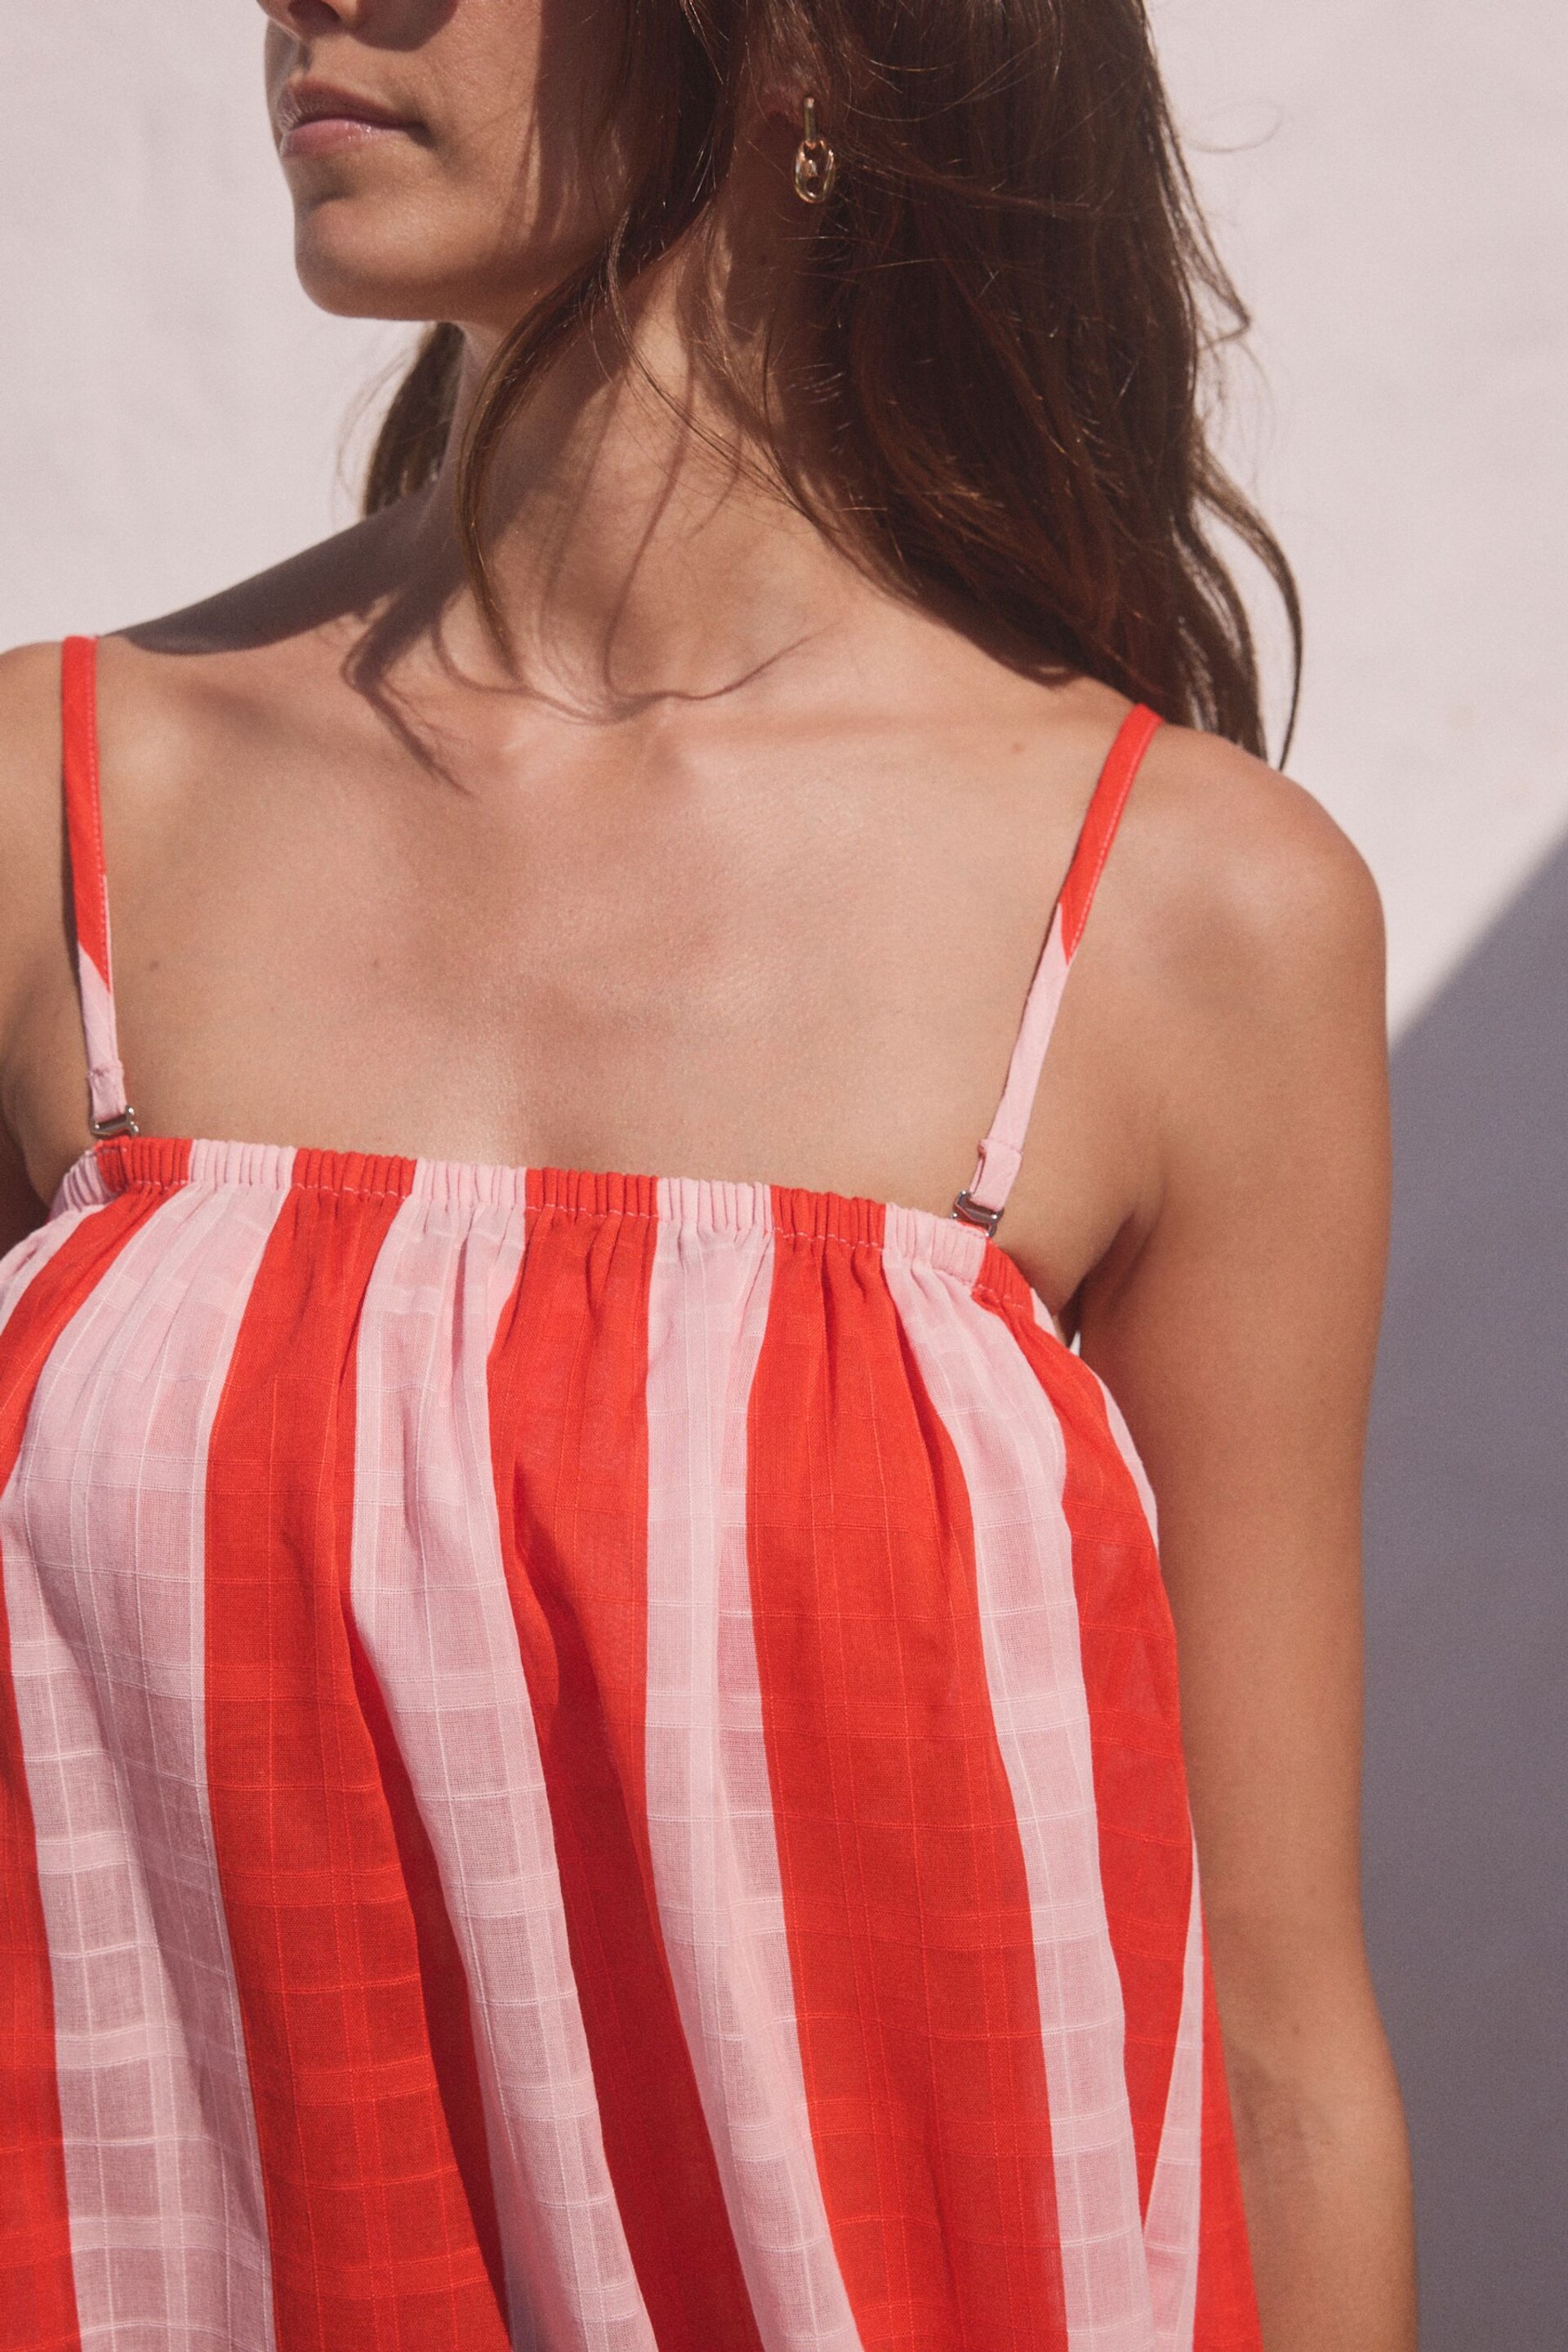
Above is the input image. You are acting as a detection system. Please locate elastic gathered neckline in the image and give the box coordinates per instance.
[51,1133,1041,1299]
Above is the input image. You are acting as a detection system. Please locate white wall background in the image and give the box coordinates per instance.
[2,2,1565,1030]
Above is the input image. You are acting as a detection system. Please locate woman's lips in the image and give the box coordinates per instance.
[282,116,415,158]
[277,86,423,161]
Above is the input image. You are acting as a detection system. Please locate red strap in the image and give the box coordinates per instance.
[1058,703,1162,961]
[61,635,112,990]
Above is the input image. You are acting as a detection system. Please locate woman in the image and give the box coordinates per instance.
[0,1,1415,2346]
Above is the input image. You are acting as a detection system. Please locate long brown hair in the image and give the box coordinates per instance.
[364,0,1299,759]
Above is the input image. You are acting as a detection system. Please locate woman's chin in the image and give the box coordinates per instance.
[292,230,463,326]
[291,223,547,335]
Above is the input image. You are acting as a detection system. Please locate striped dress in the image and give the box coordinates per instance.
[1,638,1262,2351]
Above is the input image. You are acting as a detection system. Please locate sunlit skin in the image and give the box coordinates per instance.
[0,2,1414,2341]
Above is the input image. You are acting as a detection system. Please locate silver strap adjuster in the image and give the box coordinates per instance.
[951,1189,1003,1240]
[90,1107,140,1142]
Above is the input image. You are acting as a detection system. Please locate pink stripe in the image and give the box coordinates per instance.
[1,1177,287,2350]
[1031,1293,1182,2283]
[0,1196,123,2352]
[884,1258,1153,2348]
[50,1153,111,1222]
[1083,1370,1205,2337]
[349,1190,657,2352]
[642,1199,863,2352]
[1143,1850,1205,2350]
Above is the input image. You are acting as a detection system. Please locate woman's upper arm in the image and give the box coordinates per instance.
[0,640,69,1250]
[1080,746,1392,2086]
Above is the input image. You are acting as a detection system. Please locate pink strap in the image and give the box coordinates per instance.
[61,637,136,1139]
[956,704,1162,1234]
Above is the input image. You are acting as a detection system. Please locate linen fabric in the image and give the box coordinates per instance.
[0,639,1261,2350]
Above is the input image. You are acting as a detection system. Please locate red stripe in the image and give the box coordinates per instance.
[60,638,111,991]
[487,1172,764,2352]
[92,1136,196,1195]
[0,1191,173,2351]
[345,1628,507,2320]
[982,1288,1193,2216]
[1193,1931,1263,2346]
[203,1166,510,2352]
[745,1205,1067,2351]
[1058,706,1161,960]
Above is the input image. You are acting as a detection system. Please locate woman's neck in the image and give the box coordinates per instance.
[401,204,882,719]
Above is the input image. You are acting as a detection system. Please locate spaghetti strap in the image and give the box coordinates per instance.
[61,636,137,1140]
[954,703,1162,1236]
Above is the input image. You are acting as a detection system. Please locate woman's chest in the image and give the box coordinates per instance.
[26,737,1091,1214]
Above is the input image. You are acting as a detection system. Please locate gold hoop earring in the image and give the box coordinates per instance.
[793,96,837,206]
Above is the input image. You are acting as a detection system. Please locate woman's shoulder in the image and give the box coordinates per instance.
[1100,715,1386,1032]
[0,635,69,769]
[2,497,421,741]
[951,655,1380,992]
[0,496,420,826]
[0,508,390,1029]
[976,660,1383,1018]
[1025,709,1389,1276]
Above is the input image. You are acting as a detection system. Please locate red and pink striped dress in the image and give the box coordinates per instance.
[1,639,1261,2351]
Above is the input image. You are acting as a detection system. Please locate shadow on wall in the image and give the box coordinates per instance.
[1364,837,1568,2350]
